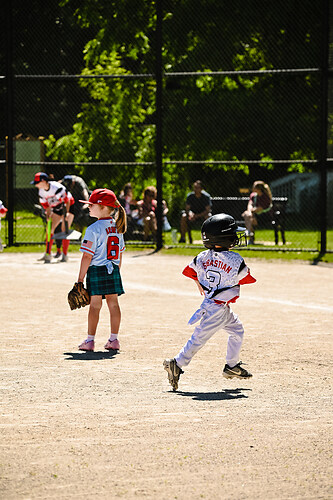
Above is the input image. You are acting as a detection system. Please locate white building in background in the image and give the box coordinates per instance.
[270,171,333,225]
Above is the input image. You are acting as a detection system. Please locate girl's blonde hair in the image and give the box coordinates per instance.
[104,201,127,234]
[114,202,127,234]
[252,180,272,201]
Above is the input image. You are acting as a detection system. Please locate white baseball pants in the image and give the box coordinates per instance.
[174,298,244,369]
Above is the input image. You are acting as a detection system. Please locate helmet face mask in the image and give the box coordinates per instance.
[201,213,247,249]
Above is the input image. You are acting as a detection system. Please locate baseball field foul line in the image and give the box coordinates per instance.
[125,282,333,313]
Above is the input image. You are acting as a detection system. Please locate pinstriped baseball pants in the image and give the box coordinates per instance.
[174,298,244,369]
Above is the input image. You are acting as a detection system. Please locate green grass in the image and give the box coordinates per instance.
[163,228,333,251]
[161,229,333,264]
[1,212,332,264]
[1,210,46,244]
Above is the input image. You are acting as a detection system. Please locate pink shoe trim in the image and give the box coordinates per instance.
[104,339,120,350]
[78,340,95,351]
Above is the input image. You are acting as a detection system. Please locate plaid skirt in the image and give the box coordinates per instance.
[86,264,124,297]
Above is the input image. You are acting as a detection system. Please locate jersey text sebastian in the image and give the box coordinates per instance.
[202,259,232,273]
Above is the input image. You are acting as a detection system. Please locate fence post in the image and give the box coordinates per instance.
[319,0,329,254]
[155,0,163,251]
[5,0,14,247]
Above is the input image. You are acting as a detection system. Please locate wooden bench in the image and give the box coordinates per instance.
[211,196,288,245]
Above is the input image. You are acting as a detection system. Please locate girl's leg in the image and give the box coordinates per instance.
[242,210,254,234]
[78,295,102,351]
[46,213,62,255]
[143,214,157,240]
[61,213,74,257]
[88,295,103,335]
[105,294,121,334]
[50,213,62,234]
[61,212,74,233]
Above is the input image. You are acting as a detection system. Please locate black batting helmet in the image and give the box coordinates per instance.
[201,213,247,249]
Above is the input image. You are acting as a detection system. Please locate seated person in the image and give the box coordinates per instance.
[179,180,212,243]
[131,186,171,240]
[119,182,137,217]
[119,182,139,238]
[133,186,158,241]
[162,199,171,232]
[242,180,273,244]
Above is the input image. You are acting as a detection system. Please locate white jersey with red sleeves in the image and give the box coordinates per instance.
[0,200,8,216]
[38,181,73,209]
[183,248,256,304]
[80,217,125,273]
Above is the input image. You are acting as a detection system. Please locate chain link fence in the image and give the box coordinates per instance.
[1,0,332,252]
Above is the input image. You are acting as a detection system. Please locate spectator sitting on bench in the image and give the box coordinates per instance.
[133,186,158,241]
[119,182,137,217]
[242,180,273,244]
[179,180,212,243]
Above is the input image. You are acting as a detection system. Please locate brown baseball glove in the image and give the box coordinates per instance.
[68,282,90,310]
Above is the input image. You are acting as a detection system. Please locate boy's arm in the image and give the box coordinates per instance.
[239,273,256,285]
[238,260,256,285]
[78,252,93,282]
[182,265,198,280]
[195,280,205,295]
[183,265,204,295]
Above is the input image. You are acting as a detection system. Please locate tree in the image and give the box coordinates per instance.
[43,0,322,203]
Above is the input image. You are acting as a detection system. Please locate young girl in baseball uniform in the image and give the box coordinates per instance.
[31,172,75,262]
[164,213,256,391]
[77,188,127,352]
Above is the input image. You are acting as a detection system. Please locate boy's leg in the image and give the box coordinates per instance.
[223,309,244,368]
[164,304,225,391]
[222,308,252,379]
[175,305,226,368]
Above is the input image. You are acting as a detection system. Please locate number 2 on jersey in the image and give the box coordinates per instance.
[107,235,119,260]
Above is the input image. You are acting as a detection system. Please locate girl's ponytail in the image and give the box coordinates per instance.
[115,202,127,234]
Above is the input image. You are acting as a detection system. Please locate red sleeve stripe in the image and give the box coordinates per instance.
[80,247,94,255]
[239,273,256,285]
[182,265,198,280]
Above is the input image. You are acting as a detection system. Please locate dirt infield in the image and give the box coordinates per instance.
[0,251,332,499]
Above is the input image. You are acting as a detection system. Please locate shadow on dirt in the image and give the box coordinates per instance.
[63,351,119,360]
[176,388,251,401]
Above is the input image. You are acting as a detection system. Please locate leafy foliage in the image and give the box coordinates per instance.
[42,0,322,200]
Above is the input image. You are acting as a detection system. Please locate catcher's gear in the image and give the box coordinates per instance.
[201,213,247,249]
[68,282,90,310]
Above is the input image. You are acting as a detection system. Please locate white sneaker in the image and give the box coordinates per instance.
[44,254,52,264]
[61,254,68,262]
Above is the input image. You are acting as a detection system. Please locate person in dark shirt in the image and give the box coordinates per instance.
[179,180,212,243]
[59,175,91,231]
